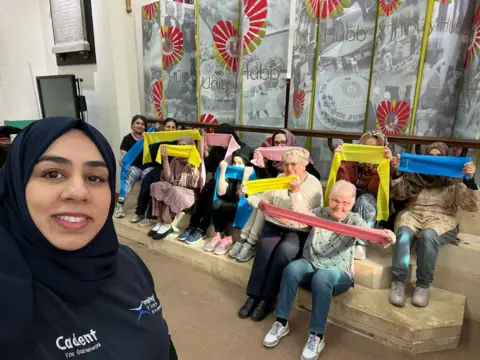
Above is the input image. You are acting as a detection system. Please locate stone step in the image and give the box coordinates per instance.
[114,217,466,354]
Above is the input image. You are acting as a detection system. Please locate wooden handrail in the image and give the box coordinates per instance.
[147,118,480,155]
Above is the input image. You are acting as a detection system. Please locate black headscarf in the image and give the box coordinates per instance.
[232,146,254,166]
[0,117,119,358]
[215,123,243,146]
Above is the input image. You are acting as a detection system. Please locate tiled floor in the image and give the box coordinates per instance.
[122,237,480,360]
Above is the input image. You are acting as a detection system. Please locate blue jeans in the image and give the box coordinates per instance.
[391,227,457,288]
[275,259,353,334]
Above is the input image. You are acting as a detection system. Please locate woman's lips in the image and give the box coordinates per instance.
[53,214,91,230]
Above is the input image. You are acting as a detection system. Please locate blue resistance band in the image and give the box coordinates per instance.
[398,152,471,179]
[213,165,256,229]
[119,125,157,198]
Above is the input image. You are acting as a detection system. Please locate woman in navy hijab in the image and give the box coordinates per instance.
[0,118,176,359]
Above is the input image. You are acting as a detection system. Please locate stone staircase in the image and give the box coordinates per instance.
[114,184,472,355]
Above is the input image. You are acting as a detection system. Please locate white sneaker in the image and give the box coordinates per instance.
[114,203,125,218]
[263,321,290,348]
[301,334,325,360]
[354,245,366,260]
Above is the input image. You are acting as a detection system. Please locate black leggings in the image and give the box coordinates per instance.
[135,167,161,217]
[211,199,237,236]
[169,336,178,360]
[188,179,215,232]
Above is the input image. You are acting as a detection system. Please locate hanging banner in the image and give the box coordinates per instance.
[413,0,475,138]
[365,0,429,137]
[239,0,290,147]
[453,0,480,140]
[287,0,319,135]
[311,0,379,177]
[197,0,241,127]
[142,2,163,119]
[161,0,198,122]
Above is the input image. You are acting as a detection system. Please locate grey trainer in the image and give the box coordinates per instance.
[236,242,257,262]
[229,241,244,259]
[389,281,406,307]
[114,203,125,218]
[412,287,430,307]
[130,214,143,223]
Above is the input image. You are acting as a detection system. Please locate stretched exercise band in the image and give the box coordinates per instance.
[244,175,297,196]
[155,145,202,168]
[398,152,471,179]
[213,165,257,229]
[325,143,390,221]
[262,203,390,244]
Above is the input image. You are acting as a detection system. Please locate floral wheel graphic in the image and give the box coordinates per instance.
[242,0,268,55]
[213,20,240,72]
[261,137,273,147]
[142,2,159,20]
[306,0,352,19]
[376,100,410,136]
[161,25,184,67]
[435,0,452,4]
[152,80,164,120]
[379,0,402,17]
[292,90,306,119]
[465,5,480,68]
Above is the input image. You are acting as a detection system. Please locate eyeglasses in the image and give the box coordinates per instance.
[330,198,352,208]
[283,162,299,168]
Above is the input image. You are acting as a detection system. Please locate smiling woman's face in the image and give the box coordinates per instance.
[26,130,111,251]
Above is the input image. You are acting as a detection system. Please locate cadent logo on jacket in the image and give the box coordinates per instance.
[129,293,162,322]
[56,329,102,357]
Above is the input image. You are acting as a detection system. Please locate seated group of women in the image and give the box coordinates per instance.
[2,117,478,360]
[115,115,479,360]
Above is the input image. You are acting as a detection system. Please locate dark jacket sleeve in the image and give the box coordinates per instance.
[306,163,321,180]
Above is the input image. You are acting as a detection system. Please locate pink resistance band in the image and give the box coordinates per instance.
[251,147,314,168]
[200,133,241,188]
[262,203,390,244]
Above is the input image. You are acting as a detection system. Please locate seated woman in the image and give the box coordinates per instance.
[238,149,323,322]
[334,130,398,260]
[114,115,155,218]
[262,180,395,359]
[230,129,322,263]
[178,124,244,244]
[130,118,178,226]
[149,136,200,240]
[206,147,254,255]
[389,142,479,308]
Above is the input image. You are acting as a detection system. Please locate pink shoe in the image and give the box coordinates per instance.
[204,235,222,252]
[214,236,233,255]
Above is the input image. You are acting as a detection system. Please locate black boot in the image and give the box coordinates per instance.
[238,297,257,319]
[250,300,272,322]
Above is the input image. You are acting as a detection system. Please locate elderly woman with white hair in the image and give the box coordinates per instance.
[263,180,396,360]
[238,148,323,322]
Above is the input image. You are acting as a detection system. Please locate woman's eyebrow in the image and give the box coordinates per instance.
[36,156,107,168]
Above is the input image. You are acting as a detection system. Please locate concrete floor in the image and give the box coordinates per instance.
[122,237,480,360]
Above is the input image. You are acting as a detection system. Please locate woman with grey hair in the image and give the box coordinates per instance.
[263,180,396,359]
[238,148,323,322]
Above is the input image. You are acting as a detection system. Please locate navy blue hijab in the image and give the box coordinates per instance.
[0,118,119,358]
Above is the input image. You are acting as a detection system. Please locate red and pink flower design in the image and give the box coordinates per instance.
[142,2,159,21]
[212,20,240,72]
[161,25,184,67]
[465,5,480,68]
[152,80,164,120]
[292,90,306,119]
[200,114,218,133]
[242,0,268,54]
[306,0,351,19]
[379,0,402,17]
[261,137,273,147]
[376,100,410,136]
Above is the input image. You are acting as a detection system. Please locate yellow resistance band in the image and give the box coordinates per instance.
[156,145,202,168]
[143,130,202,163]
[325,143,390,221]
[244,175,296,196]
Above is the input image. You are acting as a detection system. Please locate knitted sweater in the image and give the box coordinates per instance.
[247,173,323,231]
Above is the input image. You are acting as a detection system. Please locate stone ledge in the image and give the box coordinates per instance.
[115,217,466,354]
